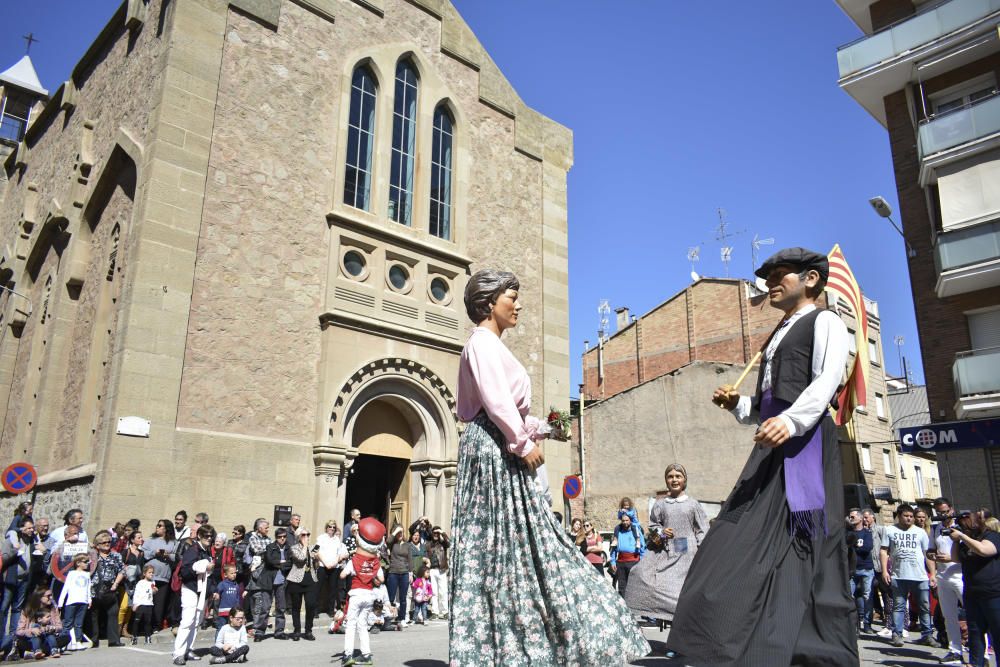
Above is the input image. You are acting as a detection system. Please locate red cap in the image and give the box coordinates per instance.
[357,517,386,551]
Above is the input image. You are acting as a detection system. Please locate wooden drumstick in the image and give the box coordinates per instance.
[714,351,762,408]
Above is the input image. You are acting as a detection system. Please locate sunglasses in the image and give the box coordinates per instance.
[97,541,111,545]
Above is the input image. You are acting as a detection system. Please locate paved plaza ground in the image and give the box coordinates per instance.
[30,615,959,666]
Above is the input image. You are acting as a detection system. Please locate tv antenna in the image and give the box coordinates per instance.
[715,208,744,278]
[751,234,775,273]
[687,246,701,282]
[598,300,610,342]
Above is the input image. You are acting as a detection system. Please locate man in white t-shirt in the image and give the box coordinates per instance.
[881,504,936,648]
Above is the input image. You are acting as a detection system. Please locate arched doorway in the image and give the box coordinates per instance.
[345,399,415,529]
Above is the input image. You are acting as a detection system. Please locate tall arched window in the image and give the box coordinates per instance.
[388,60,419,226]
[344,65,377,211]
[430,105,454,240]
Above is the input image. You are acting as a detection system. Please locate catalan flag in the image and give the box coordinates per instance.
[825,244,869,426]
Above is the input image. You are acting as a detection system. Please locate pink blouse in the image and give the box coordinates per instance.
[457,327,545,457]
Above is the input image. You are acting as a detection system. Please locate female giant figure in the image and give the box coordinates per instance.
[448,270,649,666]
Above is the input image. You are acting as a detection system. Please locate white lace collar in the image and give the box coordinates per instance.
[663,494,689,503]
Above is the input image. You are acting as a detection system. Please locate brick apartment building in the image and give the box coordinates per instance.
[835,0,1000,509]
[576,277,931,526]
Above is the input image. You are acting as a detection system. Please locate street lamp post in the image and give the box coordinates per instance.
[869,196,916,258]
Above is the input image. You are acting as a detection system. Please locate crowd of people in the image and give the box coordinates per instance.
[0,502,450,665]
[846,496,1000,667]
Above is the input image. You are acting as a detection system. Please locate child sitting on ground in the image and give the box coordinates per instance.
[410,566,434,625]
[209,607,249,664]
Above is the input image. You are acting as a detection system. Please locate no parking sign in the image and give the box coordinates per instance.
[1,462,37,495]
[563,475,582,500]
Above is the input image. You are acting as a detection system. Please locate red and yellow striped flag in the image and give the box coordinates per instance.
[825,244,869,426]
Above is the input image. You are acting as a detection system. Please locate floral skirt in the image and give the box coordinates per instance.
[448,413,649,666]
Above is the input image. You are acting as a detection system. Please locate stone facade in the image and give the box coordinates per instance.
[0,0,572,535]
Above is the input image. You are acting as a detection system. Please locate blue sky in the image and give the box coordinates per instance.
[1,1,922,392]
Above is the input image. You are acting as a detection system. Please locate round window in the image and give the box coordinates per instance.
[343,250,366,278]
[430,277,450,303]
[388,264,410,291]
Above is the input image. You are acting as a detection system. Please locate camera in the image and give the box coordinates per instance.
[941,527,953,536]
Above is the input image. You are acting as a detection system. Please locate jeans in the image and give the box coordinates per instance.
[28,634,58,654]
[62,602,88,644]
[412,601,428,622]
[386,573,409,622]
[270,582,287,634]
[1,579,29,644]
[892,578,931,638]
[250,590,272,634]
[850,569,874,625]
[964,593,1000,667]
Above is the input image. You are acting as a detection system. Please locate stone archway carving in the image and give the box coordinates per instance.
[330,357,457,428]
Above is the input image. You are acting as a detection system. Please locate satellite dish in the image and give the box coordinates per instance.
[755,277,768,292]
[691,271,701,282]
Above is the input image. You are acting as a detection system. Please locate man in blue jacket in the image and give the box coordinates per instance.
[610,513,645,598]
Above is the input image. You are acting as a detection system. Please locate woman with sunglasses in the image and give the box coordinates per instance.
[576,521,605,576]
[142,519,178,631]
[89,529,125,647]
[315,521,346,617]
[450,270,649,665]
[286,527,319,640]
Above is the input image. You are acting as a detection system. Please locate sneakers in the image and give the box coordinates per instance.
[916,635,937,647]
[210,658,228,665]
[939,651,964,666]
[902,629,911,638]
[891,634,904,647]
[877,627,893,638]
[172,658,186,666]
[355,655,373,666]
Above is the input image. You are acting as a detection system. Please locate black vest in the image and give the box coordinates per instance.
[752,308,824,410]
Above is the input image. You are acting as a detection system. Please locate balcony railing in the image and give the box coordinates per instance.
[935,219,1000,272]
[918,92,1000,158]
[837,0,1000,78]
[954,346,1000,397]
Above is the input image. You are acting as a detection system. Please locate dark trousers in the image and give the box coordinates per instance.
[91,591,121,645]
[964,593,1000,667]
[316,567,341,614]
[614,560,638,598]
[271,583,287,634]
[63,602,88,643]
[132,605,153,638]
[286,574,317,634]
[152,580,171,629]
[209,644,249,662]
[386,573,409,622]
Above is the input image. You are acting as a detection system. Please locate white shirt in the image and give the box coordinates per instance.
[732,303,849,438]
[133,579,155,607]
[316,533,344,568]
[49,526,88,547]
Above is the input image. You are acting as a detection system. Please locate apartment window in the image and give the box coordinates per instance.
[847,329,857,355]
[968,308,1000,350]
[883,449,893,477]
[388,60,418,226]
[931,74,997,116]
[869,339,879,366]
[0,89,32,143]
[914,465,925,498]
[343,66,377,211]
[429,105,454,240]
[861,445,872,472]
[875,393,886,420]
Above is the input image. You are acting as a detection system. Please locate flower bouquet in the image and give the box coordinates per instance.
[546,407,572,441]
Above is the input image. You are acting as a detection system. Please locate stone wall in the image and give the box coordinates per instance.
[0,479,93,531]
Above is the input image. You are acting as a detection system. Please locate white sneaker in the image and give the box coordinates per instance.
[877,627,893,638]
[902,629,910,638]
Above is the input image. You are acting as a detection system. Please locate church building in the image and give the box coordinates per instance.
[0,0,573,533]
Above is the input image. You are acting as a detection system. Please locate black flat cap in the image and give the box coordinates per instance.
[755,247,829,281]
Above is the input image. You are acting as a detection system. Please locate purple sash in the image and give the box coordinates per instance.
[760,389,826,539]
